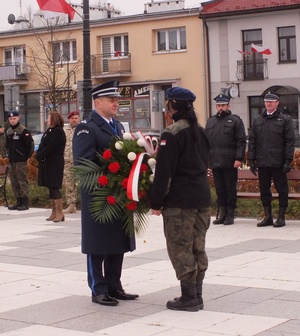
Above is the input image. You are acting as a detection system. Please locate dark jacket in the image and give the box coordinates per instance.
[36,126,66,188]
[248,109,295,167]
[205,111,246,169]
[149,118,211,210]
[72,110,135,255]
[6,123,34,162]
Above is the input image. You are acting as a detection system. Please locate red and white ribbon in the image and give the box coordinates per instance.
[127,152,149,201]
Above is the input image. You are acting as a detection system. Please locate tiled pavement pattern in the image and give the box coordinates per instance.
[0,207,299,336]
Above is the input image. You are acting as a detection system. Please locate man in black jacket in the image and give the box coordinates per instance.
[205,94,246,225]
[248,92,295,228]
[6,111,34,211]
[150,87,211,312]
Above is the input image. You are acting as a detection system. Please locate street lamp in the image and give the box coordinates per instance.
[82,0,92,119]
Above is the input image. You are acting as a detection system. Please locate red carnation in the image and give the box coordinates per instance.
[138,190,146,199]
[121,178,128,189]
[108,162,120,173]
[107,196,117,205]
[140,163,148,173]
[126,201,137,211]
[98,175,109,186]
[103,149,112,160]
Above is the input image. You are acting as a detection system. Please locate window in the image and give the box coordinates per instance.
[241,29,265,80]
[102,35,129,58]
[52,40,77,63]
[156,27,186,52]
[278,26,296,63]
[4,46,26,65]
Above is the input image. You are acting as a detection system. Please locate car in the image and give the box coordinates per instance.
[32,133,43,152]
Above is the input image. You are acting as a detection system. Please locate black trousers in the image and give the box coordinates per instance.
[212,168,238,208]
[87,253,124,296]
[258,167,288,208]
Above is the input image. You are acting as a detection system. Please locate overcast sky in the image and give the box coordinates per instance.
[0,0,204,31]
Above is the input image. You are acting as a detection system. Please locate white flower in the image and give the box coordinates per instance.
[148,158,156,167]
[123,132,133,141]
[115,141,124,150]
[137,138,146,147]
[149,174,154,182]
[127,152,137,161]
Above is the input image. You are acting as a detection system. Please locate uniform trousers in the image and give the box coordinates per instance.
[258,167,289,208]
[162,207,210,283]
[87,254,124,296]
[212,167,238,208]
[9,161,28,198]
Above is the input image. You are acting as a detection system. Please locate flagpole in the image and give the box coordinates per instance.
[82,0,92,120]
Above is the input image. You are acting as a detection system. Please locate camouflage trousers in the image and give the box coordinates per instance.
[9,161,29,198]
[63,164,77,206]
[162,207,211,283]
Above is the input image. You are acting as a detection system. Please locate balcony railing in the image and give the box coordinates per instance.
[236,58,268,81]
[91,52,131,78]
[0,62,30,81]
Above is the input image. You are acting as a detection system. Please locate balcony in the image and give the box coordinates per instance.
[0,63,30,82]
[236,59,268,81]
[91,52,131,78]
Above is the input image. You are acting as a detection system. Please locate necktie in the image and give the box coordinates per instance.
[109,121,114,127]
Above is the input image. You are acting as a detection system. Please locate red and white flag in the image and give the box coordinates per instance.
[36,0,76,20]
[251,43,272,55]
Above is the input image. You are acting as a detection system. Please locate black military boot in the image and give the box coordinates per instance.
[8,197,21,210]
[213,206,227,224]
[273,207,286,228]
[166,281,200,312]
[257,205,273,227]
[223,207,235,225]
[196,280,204,310]
[17,197,29,211]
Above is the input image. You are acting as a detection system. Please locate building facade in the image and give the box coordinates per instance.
[0,1,206,134]
[200,0,300,146]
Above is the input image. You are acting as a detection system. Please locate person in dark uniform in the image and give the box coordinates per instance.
[150,86,211,312]
[73,80,138,306]
[205,94,246,225]
[36,111,66,222]
[248,92,295,228]
[6,111,34,211]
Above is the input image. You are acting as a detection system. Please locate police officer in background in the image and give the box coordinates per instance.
[6,111,34,210]
[248,92,295,228]
[205,94,246,225]
[150,87,211,312]
[73,80,138,306]
[63,110,81,214]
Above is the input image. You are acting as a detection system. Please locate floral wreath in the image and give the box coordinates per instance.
[74,132,157,235]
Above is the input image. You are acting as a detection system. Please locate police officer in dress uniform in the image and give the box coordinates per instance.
[205,94,246,225]
[63,110,81,214]
[6,111,34,211]
[73,80,138,306]
[248,92,295,228]
[150,87,211,312]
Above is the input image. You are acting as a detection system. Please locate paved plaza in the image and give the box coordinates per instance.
[0,206,299,336]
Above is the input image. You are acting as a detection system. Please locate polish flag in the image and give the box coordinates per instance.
[251,43,272,55]
[36,0,76,20]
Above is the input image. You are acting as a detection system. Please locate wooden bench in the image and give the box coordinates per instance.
[237,169,300,200]
[0,165,9,207]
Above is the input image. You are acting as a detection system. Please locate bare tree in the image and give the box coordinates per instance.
[28,18,82,111]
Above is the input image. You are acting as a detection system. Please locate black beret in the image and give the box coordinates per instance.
[7,111,19,117]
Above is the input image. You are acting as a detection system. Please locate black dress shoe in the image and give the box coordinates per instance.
[108,289,139,300]
[92,294,119,306]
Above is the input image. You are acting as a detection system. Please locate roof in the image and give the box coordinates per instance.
[199,0,300,17]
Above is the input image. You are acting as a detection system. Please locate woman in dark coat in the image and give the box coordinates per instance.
[36,111,66,222]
